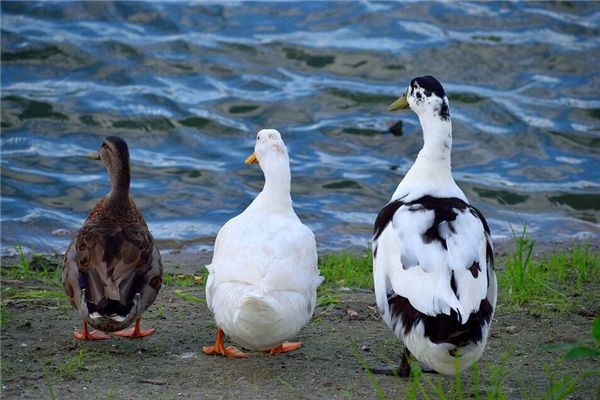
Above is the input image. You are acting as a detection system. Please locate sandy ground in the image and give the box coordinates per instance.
[1,239,599,399]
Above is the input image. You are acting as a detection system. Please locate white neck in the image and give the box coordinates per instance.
[418,113,452,162]
[392,114,466,202]
[248,157,293,213]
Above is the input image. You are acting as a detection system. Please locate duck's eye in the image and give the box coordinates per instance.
[101,142,108,148]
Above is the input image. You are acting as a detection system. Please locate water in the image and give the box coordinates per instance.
[1,1,599,255]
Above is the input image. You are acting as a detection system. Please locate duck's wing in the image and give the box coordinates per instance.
[263,222,322,305]
[206,215,322,311]
[373,195,495,344]
[65,223,161,308]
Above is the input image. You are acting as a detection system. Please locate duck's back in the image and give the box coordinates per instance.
[211,210,318,293]
[62,198,163,331]
[373,194,496,374]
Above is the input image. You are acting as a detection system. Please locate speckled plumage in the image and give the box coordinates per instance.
[373,77,497,375]
[62,136,162,335]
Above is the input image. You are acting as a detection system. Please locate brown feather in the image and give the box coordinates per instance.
[61,136,163,332]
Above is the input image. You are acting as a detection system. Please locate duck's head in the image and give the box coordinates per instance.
[389,75,450,122]
[245,129,289,169]
[244,129,291,197]
[89,136,131,192]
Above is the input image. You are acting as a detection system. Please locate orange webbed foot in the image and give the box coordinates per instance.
[202,344,249,358]
[202,327,249,358]
[267,342,302,355]
[73,322,111,340]
[113,319,155,338]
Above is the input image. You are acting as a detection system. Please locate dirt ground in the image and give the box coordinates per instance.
[1,240,599,399]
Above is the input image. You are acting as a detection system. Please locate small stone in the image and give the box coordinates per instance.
[346,306,359,317]
[179,352,196,359]
[361,345,370,352]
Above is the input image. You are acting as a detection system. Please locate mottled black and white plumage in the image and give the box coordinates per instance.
[372,76,496,376]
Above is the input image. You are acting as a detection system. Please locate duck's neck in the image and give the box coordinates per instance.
[250,162,293,213]
[106,167,131,206]
[416,114,452,165]
[393,115,463,201]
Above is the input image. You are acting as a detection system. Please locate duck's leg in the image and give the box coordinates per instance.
[202,327,249,358]
[73,321,112,340]
[113,319,155,338]
[266,342,302,355]
[397,347,412,376]
[368,347,412,377]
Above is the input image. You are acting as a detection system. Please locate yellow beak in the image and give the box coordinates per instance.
[244,152,258,164]
[88,151,101,160]
[388,92,409,111]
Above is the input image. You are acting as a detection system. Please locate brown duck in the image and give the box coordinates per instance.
[62,136,163,340]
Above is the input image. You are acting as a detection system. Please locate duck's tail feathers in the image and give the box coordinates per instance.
[236,292,280,326]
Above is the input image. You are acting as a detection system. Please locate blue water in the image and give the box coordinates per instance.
[1,1,599,255]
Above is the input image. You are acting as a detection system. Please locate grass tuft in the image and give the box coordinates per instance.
[173,289,206,304]
[318,251,373,290]
[1,246,62,287]
[499,227,599,314]
[2,287,65,301]
[57,348,92,379]
[163,271,206,288]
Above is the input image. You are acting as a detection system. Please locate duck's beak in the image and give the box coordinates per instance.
[244,152,258,164]
[88,151,101,160]
[388,91,409,111]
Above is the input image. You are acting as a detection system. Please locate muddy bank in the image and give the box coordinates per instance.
[1,239,598,399]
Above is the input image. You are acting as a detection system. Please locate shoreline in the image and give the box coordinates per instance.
[2,237,598,274]
[1,236,598,399]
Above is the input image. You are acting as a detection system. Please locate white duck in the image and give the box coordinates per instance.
[372,76,497,376]
[203,129,323,358]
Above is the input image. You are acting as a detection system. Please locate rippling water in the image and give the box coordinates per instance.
[2,1,599,255]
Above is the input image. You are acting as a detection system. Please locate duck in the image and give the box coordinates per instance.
[371,76,497,376]
[62,136,163,340]
[203,129,323,358]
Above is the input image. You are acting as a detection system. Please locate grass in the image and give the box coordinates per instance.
[499,227,599,314]
[314,250,372,308]
[318,250,373,290]
[56,348,99,380]
[173,289,206,303]
[2,287,65,301]
[57,349,87,379]
[1,246,62,287]
[2,233,598,399]
[319,231,599,400]
[162,270,206,288]
[359,343,599,400]
[1,247,65,305]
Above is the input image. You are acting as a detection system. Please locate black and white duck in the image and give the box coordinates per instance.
[372,76,497,375]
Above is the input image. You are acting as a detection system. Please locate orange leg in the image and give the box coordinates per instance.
[73,321,111,341]
[202,327,248,358]
[267,342,302,355]
[113,319,155,338]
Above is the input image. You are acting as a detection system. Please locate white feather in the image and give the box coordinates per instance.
[374,77,497,375]
[206,129,323,351]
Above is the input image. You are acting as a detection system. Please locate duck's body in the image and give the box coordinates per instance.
[204,129,322,357]
[372,76,496,375]
[62,136,162,340]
